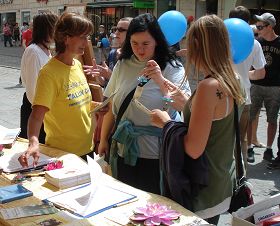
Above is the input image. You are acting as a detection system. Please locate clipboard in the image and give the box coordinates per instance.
[43,183,137,218]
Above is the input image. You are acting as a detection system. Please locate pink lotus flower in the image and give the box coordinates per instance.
[44,160,63,171]
[130,203,181,226]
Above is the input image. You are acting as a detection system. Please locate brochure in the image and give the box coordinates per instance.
[0,203,58,220]
[90,88,118,114]
[0,184,33,204]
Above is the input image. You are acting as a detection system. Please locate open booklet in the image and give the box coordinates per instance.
[44,156,137,218]
[89,88,119,114]
[0,151,53,173]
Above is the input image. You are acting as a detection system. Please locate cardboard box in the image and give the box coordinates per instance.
[232,193,280,226]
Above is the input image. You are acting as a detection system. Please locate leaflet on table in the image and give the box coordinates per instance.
[0,184,33,204]
[19,211,88,226]
[0,125,21,145]
[90,88,119,114]
[0,150,53,173]
[0,203,58,220]
[44,155,136,218]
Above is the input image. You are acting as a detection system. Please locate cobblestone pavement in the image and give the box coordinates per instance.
[0,42,279,225]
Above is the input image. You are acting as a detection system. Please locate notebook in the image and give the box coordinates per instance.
[0,184,33,204]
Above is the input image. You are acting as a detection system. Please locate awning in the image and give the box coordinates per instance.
[87,0,133,8]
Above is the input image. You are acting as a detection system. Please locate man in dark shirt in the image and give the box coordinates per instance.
[250,13,280,168]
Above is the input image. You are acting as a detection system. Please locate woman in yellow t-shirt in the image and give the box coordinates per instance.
[18,12,94,167]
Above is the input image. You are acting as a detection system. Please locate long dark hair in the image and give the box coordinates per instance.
[119,13,178,70]
[31,12,58,48]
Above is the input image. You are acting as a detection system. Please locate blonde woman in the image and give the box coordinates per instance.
[151,15,244,224]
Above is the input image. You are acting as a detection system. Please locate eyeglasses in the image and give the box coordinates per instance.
[256,25,269,30]
[116,27,127,32]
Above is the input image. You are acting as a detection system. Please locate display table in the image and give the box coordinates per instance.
[0,139,207,226]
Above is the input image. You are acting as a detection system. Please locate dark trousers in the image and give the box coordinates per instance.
[4,35,12,47]
[80,150,94,161]
[277,122,280,158]
[206,215,220,225]
[117,156,161,195]
[19,93,46,144]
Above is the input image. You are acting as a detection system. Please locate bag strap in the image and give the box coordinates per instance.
[104,79,150,163]
[234,101,245,184]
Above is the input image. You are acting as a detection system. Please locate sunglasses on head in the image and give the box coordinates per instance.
[256,24,269,30]
[116,27,127,32]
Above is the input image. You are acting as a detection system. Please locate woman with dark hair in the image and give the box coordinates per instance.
[98,13,191,194]
[19,11,58,143]
[18,12,94,167]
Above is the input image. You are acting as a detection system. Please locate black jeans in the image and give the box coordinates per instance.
[4,35,12,47]
[80,150,94,161]
[117,156,161,195]
[206,215,220,225]
[19,93,46,143]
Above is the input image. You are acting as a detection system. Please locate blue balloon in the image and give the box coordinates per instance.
[224,18,254,64]
[158,11,187,46]
[101,38,110,48]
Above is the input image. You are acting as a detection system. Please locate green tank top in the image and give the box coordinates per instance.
[183,100,235,217]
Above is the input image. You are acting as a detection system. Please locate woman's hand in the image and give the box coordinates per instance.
[83,59,100,78]
[98,139,109,157]
[164,80,189,111]
[97,61,112,80]
[150,109,171,128]
[18,144,40,168]
[140,60,165,86]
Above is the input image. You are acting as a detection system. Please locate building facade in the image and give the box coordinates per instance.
[1,0,280,39]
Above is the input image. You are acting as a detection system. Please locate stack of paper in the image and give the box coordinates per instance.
[0,125,21,145]
[44,156,137,218]
[45,166,90,189]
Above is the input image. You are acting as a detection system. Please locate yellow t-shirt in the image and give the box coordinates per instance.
[33,57,93,156]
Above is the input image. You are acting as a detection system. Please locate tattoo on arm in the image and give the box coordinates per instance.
[216,89,223,99]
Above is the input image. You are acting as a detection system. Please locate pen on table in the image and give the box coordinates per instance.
[18,165,45,173]
[23,172,45,178]
[113,198,139,208]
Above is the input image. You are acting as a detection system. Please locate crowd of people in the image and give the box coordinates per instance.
[7,6,279,225]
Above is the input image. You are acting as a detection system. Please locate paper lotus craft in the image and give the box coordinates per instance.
[130,203,181,226]
[44,160,63,171]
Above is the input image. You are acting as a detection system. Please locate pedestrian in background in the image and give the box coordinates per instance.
[151,14,244,224]
[22,21,33,49]
[13,22,20,46]
[3,23,13,47]
[229,6,266,167]
[84,17,133,86]
[19,11,58,144]
[18,12,94,167]
[20,22,28,47]
[249,12,280,166]
[95,24,109,63]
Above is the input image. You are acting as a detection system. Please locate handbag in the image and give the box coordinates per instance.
[228,101,254,213]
